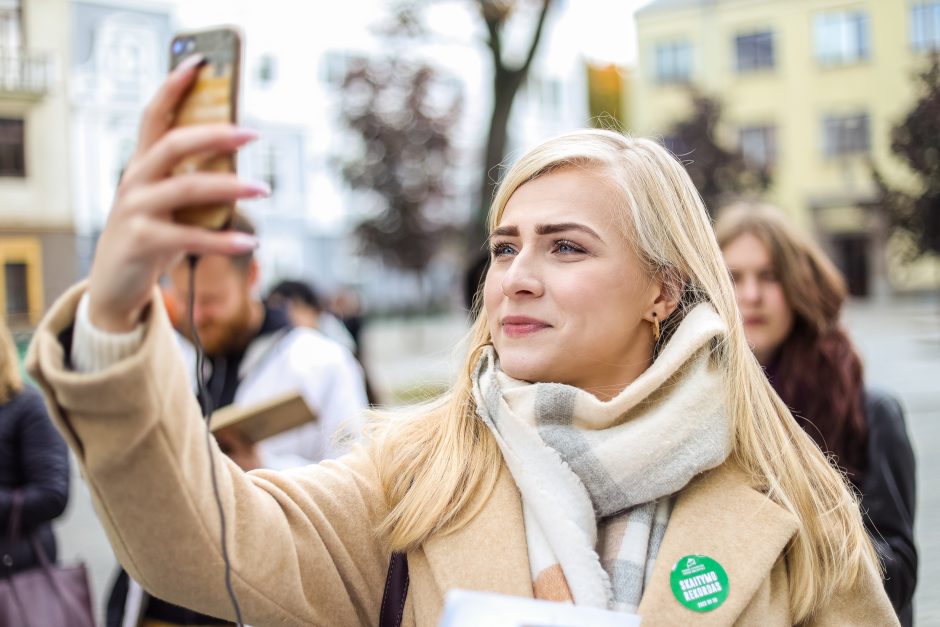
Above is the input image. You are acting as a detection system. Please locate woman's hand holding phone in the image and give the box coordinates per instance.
[86,55,269,333]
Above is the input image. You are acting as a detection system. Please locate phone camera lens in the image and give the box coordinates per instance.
[172,40,184,54]
[185,39,196,52]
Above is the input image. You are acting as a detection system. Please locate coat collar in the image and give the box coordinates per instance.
[637,463,798,625]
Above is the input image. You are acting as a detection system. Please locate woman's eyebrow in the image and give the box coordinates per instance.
[535,222,602,240]
[489,223,603,241]
[491,225,519,237]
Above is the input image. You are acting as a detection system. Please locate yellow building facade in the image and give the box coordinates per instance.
[0,0,75,329]
[632,0,940,296]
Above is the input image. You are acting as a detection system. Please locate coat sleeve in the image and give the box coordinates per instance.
[25,283,390,627]
[0,386,70,531]
[860,388,917,621]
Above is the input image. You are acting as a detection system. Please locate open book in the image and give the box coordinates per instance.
[209,391,317,444]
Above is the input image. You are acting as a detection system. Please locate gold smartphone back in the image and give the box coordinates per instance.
[168,26,242,229]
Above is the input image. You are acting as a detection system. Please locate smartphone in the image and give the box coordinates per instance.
[168,26,242,229]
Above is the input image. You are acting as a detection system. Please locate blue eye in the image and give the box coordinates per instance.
[490,242,516,257]
[554,240,585,254]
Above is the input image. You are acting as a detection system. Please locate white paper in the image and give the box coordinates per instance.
[438,589,642,627]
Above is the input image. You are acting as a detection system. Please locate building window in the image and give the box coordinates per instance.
[3,262,28,316]
[0,237,41,326]
[654,40,692,83]
[528,75,563,115]
[735,31,775,72]
[0,0,22,50]
[321,51,365,85]
[822,113,869,157]
[0,118,25,177]
[258,143,278,194]
[257,54,277,86]
[814,11,870,66]
[739,125,776,168]
[912,2,940,52]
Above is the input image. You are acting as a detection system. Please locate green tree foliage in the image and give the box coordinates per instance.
[665,89,770,215]
[873,54,940,262]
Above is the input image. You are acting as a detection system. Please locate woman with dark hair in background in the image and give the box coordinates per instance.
[717,203,918,626]
[0,316,71,582]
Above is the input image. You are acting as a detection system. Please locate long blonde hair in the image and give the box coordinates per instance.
[0,317,24,404]
[369,129,877,621]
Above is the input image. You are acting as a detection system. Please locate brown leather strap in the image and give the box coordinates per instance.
[379,552,409,627]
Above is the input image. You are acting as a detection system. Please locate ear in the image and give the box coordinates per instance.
[644,272,682,324]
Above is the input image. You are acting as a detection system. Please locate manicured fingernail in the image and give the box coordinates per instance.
[232,128,260,143]
[244,182,271,197]
[176,54,206,73]
[230,233,259,250]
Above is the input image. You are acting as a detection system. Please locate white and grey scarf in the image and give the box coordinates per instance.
[471,303,733,613]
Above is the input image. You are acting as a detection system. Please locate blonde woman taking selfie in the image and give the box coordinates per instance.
[26,61,896,626]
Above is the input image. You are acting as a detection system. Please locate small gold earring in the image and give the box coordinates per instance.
[652,313,661,343]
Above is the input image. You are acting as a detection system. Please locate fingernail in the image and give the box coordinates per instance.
[244,182,271,198]
[230,233,259,250]
[232,128,260,143]
[176,54,206,73]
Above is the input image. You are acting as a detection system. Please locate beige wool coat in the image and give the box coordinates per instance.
[27,285,899,627]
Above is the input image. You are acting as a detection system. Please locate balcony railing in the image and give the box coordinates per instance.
[0,50,51,98]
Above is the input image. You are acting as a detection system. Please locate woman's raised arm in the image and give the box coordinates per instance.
[86,54,265,334]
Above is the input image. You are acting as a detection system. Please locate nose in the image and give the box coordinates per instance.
[735,274,761,305]
[192,300,211,327]
[501,251,544,298]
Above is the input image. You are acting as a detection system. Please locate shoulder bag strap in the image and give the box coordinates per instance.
[3,488,24,564]
[379,552,409,627]
[4,488,23,548]
[2,490,34,627]
[4,491,94,627]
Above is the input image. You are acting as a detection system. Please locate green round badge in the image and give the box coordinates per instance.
[670,555,729,612]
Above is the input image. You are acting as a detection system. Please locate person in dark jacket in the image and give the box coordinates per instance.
[717,202,918,626]
[0,316,70,575]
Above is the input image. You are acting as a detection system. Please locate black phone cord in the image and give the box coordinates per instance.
[187,253,245,627]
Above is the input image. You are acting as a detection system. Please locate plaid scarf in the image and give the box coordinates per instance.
[472,303,732,613]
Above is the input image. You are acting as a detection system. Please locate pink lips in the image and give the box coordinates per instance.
[501,316,551,338]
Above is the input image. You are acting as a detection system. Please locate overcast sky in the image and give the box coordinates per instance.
[174,0,656,67]
[565,0,655,65]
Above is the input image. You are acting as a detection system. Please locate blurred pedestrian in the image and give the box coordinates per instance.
[267,279,378,404]
[24,61,899,626]
[266,279,356,352]
[163,210,368,470]
[0,317,70,581]
[717,202,917,626]
[329,286,365,351]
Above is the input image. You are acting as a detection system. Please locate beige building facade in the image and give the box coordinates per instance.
[0,0,74,330]
[632,0,940,296]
